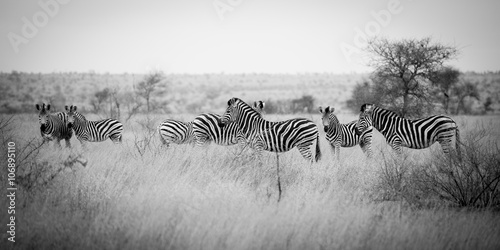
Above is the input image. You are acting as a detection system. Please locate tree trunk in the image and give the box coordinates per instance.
[402,92,409,118]
[443,93,450,114]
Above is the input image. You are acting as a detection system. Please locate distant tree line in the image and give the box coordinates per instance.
[264,95,316,114]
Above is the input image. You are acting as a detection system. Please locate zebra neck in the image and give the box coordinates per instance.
[372,108,398,136]
[72,113,89,134]
[237,113,271,137]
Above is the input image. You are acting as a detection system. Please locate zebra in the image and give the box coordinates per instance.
[157,120,194,147]
[192,100,266,147]
[319,106,373,160]
[355,103,461,157]
[65,105,124,144]
[219,98,321,163]
[36,103,73,148]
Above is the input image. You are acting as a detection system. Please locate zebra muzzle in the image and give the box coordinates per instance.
[323,125,329,133]
[354,127,361,136]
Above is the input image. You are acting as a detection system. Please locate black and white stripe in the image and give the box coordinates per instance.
[36,103,73,147]
[319,106,372,159]
[220,98,321,162]
[65,105,123,144]
[157,120,194,147]
[192,101,265,147]
[355,103,461,156]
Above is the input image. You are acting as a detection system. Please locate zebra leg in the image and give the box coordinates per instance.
[335,145,340,162]
[297,144,314,163]
[437,137,453,154]
[359,141,373,158]
[55,139,62,149]
[77,137,87,150]
[110,133,122,144]
[194,133,209,147]
[390,140,403,155]
[329,144,337,162]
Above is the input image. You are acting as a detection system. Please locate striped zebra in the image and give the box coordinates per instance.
[319,106,373,160]
[355,103,461,156]
[192,101,266,147]
[220,98,321,162]
[157,120,194,147]
[36,103,73,148]
[65,105,124,144]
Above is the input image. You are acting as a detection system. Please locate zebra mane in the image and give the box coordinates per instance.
[372,105,401,118]
[232,98,261,116]
[362,103,400,118]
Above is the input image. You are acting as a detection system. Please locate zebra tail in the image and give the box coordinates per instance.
[315,135,322,162]
[455,126,462,161]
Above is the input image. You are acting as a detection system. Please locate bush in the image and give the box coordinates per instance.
[374,127,500,210]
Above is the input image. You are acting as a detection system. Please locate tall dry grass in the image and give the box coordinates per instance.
[1,113,499,250]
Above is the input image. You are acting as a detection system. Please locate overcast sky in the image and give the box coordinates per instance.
[1,0,499,74]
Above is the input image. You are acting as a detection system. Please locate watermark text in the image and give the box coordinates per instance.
[6,142,16,243]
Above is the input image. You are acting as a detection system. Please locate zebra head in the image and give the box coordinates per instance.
[65,105,77,129]
[219,98,240,127]
[36,103,51,130]
[220,98,262,127]
[319,106,338,133]
[253,101,265,113]
[355,103,374,136]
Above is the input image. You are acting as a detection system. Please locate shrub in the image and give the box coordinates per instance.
[374,127,500,210]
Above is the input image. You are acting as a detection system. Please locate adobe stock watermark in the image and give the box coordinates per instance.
[6,142,16,243]
[340,0,412,64]
[213,0,244,21]
[7,0,71,54]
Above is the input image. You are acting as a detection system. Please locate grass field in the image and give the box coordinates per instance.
[1,113,500,249]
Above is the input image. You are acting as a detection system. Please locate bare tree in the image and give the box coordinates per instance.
[429,66,461,114]
[134,71,167,113]
[453,79,480,114]
[366,37,459,117]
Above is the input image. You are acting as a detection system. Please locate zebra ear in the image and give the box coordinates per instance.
[46,104,51,111]
[73,106,77,111]
[253,102,257,109]
[360,104,367,112]
[325,106,331,113]
[65,105,69,111]
[36,104,41,110]
[259,101,265,110]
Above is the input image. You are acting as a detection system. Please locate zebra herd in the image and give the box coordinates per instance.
[35,97,461,161]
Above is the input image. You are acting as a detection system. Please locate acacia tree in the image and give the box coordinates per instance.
[366,37,459,117]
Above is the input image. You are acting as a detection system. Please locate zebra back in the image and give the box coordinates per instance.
[158,119,194,146]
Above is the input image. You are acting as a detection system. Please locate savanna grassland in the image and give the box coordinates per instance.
[1,112,499,250]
